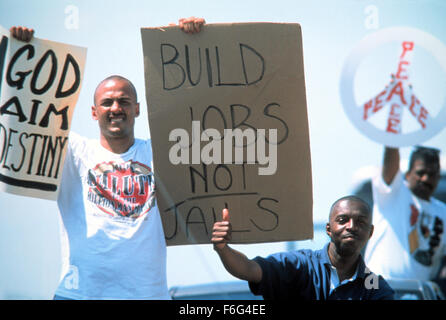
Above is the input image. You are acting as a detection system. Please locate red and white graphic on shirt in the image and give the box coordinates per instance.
[408,203,444,266]
[87,161,155,219]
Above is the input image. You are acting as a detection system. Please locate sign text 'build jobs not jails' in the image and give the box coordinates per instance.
[141,23,313,245]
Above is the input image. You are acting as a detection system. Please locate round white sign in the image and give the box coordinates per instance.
[340,27,446,147]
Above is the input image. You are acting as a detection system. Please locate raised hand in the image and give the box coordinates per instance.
[178,16,205,34]
[211,207,232,249]
[10,26,34,42]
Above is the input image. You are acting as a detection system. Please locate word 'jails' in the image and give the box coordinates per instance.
[163,195,279,240]
[0,124,67,179]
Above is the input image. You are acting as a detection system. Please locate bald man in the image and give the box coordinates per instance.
[10,18,205,300]
[212,196,395,300]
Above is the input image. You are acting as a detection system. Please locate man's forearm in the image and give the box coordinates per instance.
[382,146,400,185]
[214,245,262,283]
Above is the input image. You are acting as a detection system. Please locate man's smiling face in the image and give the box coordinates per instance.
[326,199,374,257]
[92,78,140,141]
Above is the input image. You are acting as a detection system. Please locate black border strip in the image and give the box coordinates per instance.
[0,173,57,191]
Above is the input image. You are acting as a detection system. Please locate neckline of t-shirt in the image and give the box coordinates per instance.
[96,139,142,157]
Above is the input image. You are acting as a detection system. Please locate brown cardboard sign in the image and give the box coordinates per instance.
[0,25,86,200]
[141,23,312,246]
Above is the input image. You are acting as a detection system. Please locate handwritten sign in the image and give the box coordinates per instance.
[340,27,446,147]
[0,26,86,200]
[141,23,313,246]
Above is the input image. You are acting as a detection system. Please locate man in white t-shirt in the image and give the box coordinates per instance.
[10,18,205,300]
[365,146,446,289]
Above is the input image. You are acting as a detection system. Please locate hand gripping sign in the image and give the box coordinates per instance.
[0,25,86,200]
[340,27,446,147]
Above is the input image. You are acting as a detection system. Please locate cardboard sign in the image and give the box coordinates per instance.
[141,23,313,246]
[0,26,86,200]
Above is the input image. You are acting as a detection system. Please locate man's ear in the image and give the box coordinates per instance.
[405,168,413,180]
[368,225,374,239]
[92,105,98,120]
[326,222,331,237]
[136,102,140,117]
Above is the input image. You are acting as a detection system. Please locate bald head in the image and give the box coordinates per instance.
[94,75,138,105]
[329,195,371,221]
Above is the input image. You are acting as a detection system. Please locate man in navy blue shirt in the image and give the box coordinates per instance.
[212,195,395,300]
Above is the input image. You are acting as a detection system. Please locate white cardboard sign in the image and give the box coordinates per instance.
[0,26,87,200]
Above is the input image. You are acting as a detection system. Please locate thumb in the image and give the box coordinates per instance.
[222,208,229,222]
